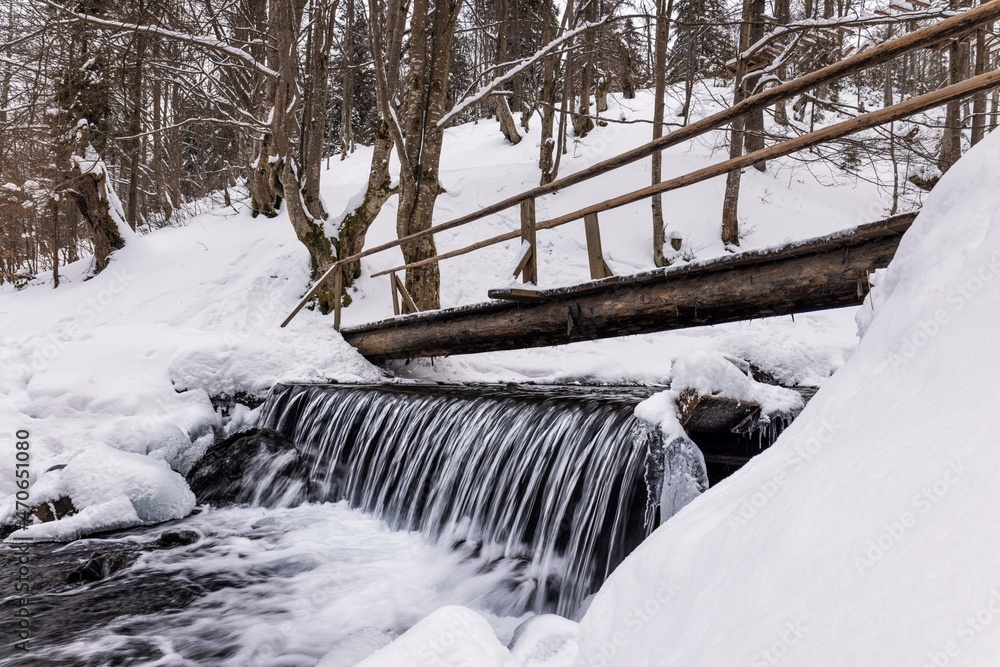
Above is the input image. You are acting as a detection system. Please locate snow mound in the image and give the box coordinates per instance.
[356,606,515,667]
[571,119,1000,665]
[0,443,195,541]
[668,349,803,417]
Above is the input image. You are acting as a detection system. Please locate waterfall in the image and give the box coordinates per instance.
[257,383,686,616]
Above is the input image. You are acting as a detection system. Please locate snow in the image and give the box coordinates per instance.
[0,73,959,661]
[356,606,515,667]
[0,443,194,541]
[667,349,804,417]
[333,106,1000,666]
[566,118,1000,667]
[0,209,380,540]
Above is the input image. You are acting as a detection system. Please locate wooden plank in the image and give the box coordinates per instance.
[341,222,907,360]
[394,273,419,314]
[390,271,401,316]
[583,213,612,280]
[372,60,992,280]
[439,214,914,306]
[489,288,548,302]
[512,244,534,279]
[520,199,538,284]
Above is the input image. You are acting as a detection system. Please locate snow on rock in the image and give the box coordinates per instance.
[570,119,1000,665]
[507,614,579,667]
[0,443,195,541]
[668,349,803,417]
[356,606,516,667]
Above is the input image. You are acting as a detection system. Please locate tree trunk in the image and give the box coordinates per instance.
[300,0,338,221]
[721,0,756,248]
[651,0,673,267]
[71,158,127,272]
[340,0,356,158]
[337,119,395,293]
[742,0,766,171]
[538,0,559,184]
[971,24,988,145]
[50,198,60,288]
[393,0,464,311]
[938,0,968,173]
[126,35,144,231]
[773,0,791,126]
[571,3,596,136]
[493,95,523,144]
[261,0,339,312]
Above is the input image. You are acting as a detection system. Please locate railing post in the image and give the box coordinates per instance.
[390,271,401,316]
[333,267,343,331]
[583,213,614,280]
[520,199,537,284]
[392,272,419,314]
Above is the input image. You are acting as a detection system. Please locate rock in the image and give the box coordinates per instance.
[67,550,139,585]
[153,529,201,550]
[33,495,77,523]
[185,428,310,508]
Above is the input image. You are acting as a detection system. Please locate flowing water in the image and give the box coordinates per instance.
[258,383,665,617]
[1,383,701,666]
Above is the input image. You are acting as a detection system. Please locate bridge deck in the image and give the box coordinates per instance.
[341,213,916,361]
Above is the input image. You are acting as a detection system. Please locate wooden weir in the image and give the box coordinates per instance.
[279,2,1000,360]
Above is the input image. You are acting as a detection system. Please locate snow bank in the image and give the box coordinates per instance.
[571,122,1000,665]
[0,210,380,540]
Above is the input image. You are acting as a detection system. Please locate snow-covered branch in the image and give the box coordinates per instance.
[43,1,279,80]
[438,15,615,128]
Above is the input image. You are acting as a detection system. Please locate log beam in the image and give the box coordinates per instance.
[342,214,914,360]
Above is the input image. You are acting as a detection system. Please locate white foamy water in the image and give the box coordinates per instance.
[10,502,531,667]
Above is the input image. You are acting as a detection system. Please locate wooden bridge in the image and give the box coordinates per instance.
[282,3,1000,360]
[343,214,914,360]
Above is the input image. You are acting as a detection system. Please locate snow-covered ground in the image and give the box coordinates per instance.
[0,82,958,665]
[354,113,1000,665]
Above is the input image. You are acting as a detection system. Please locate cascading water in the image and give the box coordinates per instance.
[258,383,680,617]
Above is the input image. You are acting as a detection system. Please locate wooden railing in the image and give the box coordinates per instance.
[281,0,1000,329]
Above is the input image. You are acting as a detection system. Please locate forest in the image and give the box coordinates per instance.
[0,0,995,310]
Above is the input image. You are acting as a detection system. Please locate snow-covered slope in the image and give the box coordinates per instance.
[0,213,380,539]
[357,119,1000,666]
